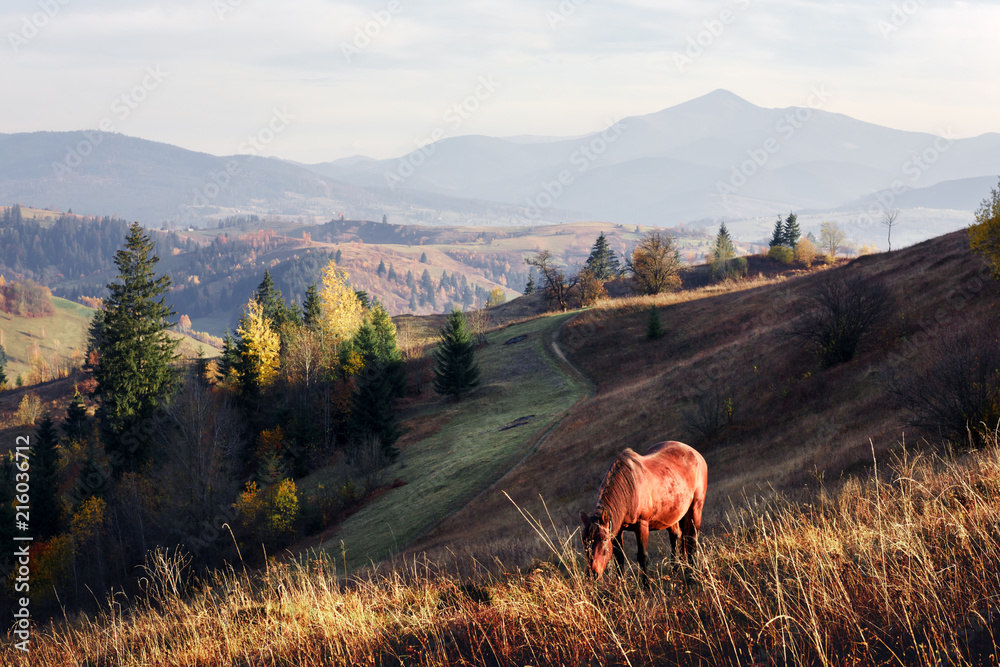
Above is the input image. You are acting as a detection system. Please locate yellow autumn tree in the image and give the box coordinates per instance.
[236,297,281,393]
[969,178,1000,279]
[319,260,364,342]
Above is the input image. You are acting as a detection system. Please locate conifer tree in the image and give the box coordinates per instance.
[584,232,621,280]
[33,414,62,539]
[646,305,664,340]
[408,293,418,312]
[302,283,322,330]
[432,308,480,400]
[711,223,736,264]
[524,274,535,295]
[769,215,785,248]
[420,251,428,263]
[254,270,286,329]
[377,259,387,277]
[93,222,179,473]
[217,330,240,383]
[63,389,89,441]
[783,212,800,248]
[334,249,342,264]
[348,306,405,457]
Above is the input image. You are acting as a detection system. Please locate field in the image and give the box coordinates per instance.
[296,311,591,570]
[10,435,1000,666]
[5,228,1000,665]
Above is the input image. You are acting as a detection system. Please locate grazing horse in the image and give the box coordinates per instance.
[580,440,707,582]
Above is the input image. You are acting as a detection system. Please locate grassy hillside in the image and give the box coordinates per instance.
[0,295,220,386]
[11,435,1000,666]
[6,229,999,666]
[408,229,999,566]
[295,311,591,570]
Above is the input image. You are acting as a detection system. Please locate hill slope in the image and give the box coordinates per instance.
[407,229,998,564]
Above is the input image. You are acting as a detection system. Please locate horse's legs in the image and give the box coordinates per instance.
[612,530,626,573]
[636,521,651,588]
[679,497,704,565]
[667,524,681,567]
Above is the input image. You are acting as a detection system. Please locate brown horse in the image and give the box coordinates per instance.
[580,440,707,582]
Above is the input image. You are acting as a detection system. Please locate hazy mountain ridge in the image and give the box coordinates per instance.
[1,90,997,238]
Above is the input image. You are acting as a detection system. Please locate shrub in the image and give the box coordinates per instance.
[645,305,664,340]
[711,257,748,282]
[795,238,816,267]
[235,479,300,547]
[577,269,607,307]
[790,271,896,367]
[768,245,794,264]
[682,387,737,443]
[885,319,1000,447]
[347,435,390,493]
[16,393,42,425]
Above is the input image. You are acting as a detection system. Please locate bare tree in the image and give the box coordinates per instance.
[525,250,579,311]
[881,209,900,253]
[154,371,244,542]
[790,272,896,367]
[883,317,1000,447]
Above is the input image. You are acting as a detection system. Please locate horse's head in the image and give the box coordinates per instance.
[579,510,613,579]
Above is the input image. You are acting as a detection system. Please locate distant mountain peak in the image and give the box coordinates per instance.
[674,88,758,111]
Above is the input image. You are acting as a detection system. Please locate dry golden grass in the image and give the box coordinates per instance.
[12,434,1000,666]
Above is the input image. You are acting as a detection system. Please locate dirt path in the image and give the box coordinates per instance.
[402,311,596,559]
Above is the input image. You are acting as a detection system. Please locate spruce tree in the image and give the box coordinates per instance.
[335,249,342,264]
[524,274,535,295]
[377,259,387,277]
[348,308,405,459]
[32,414,63,539]
[217,330,240,383]
[783,212,800,248]
[93,222,179,474]
[432,308,481,400]
[420,251,428,264]
[254,270,287,329]
[63,389,89,441]
[646,305,664,340]
[302,283,322,330]
[584,232,621,280]
[769,215,785,248]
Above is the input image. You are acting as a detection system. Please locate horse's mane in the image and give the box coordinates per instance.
[595,449,639,530]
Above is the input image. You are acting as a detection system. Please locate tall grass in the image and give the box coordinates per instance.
[10,435,1000,666]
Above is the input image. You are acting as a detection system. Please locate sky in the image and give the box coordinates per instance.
[2,0,998,164]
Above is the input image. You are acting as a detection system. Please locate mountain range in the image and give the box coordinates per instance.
[1,90,996,242]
